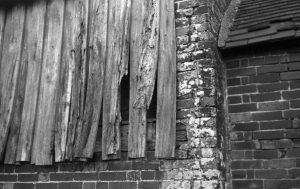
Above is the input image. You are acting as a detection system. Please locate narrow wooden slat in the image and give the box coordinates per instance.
[155,0,176,158]
[0,6,25,161]
[128,0,159,158]
[16,1,47,163]
[4,5,28,164]
[73,0,107,159]
[31,0,65,165]
[64,1,88,161]
[55,0,89,162]
[102,0,131,160]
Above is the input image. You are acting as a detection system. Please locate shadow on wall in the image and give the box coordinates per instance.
[0,0,40,8]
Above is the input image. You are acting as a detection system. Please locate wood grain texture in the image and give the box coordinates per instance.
[55,0,89,162]
[31,0,65,165]
[128,0,159,158]
[73,0,107,159]
[65,0,89,161]
[155,0,176,158]
[102,0,131,160]
[16,1,47,163]
[0,6,25,161]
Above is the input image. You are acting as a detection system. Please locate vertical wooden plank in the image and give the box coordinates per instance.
[0,9,5,105]
[4,5,27,164]
[73,0,107,159]
[55,0,89,162]
[16,1,47,163]
[31,0,65,165]
[102,0,131,160]
[128,0,159,158]
[64,0,89,161]
[155,0,176,158]
[0,6,25,161]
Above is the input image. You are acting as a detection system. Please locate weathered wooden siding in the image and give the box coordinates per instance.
[0,0,176,165]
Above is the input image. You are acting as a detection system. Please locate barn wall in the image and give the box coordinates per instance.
[0,0,231,188]
[223,39,300,189]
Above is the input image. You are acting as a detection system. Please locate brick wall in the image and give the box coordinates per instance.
[0,0,232,189]
[224,40,300,189]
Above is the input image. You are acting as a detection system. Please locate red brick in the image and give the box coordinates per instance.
[138,181,160,189]
[283,110,300,118]
[282,90,300,100]
[96,182,108,189]
[229,103,257,113]
[255,169,287,179]
[233,122,259,131]
[36,183,58,189]
[227,67,256,77]
[228,85,257,95]
[15,164,35,173]
[253,130,284,140]
[257,82,289,93]
[249,57,264,66]
[253,150,280,159]
[242,95,250,103]
[0,174,17,181]
[252,111,283,121]
[73,173,98,181]
[227,78,241,86]
[50,173,73,181]
[231,160,262,169]
[126,171,140,181]
[232,180,263,189]
[288,62,300,71]
[264,179,300,189]
[109,182,137,189]
[258,101,289,111]
[291,99,300,108]
[230,151,245,160]
[286,129,300,138]
[290,80,300,89]
[99,172,126,181]
[261,140,275,149]
[260,120,292,130]
[14,183,34,189]
[275,139,293,148]
[83,182,96,189]
[263,159,296,169]
[289,52,300,62]
[248,73,280,84]
[226,60,240,69]
[141,171,155,180]
[18,174,38,182]
[228,96,242,104]
[59,182,82,189]
[288,168,300,178]
[257,64,286,73]
[250,92,281,102]
[293,119,300,128]
[265,55,282,64]
[281,71,300,80]
[286,149,300,157]
[232,170,246,179]
[231,141,260,150]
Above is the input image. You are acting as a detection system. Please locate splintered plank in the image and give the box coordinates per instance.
[102,0,131,160]
[155,0,176,158]
[16,1,47,163]
[55,0,89,162]
[31,0,65,165]
[64,1,89,161]
[73,0,107,159]
[128,0,159,158]
[0,6,25,161]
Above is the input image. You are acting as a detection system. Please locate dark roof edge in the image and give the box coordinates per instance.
[218,0,241,48]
